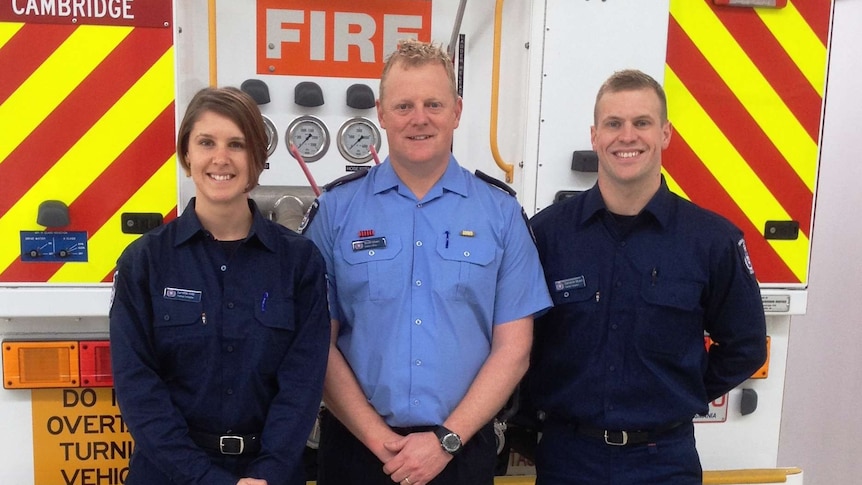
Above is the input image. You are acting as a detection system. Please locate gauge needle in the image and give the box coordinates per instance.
[297,133,313,148]
[349,135,368,149]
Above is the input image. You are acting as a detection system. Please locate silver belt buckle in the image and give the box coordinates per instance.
[220,435,245,455]
[604,430,628,446]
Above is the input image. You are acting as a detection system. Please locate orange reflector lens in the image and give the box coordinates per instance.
[751,336,771,379]
[705,335,770,379]
[79,340,113,387]
[2,341,80,389]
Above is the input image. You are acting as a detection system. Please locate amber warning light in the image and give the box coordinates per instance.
[3,341,79,389]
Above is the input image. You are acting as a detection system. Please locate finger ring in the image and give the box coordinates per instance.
[403,478,412,485]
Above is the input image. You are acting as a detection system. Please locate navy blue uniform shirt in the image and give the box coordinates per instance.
[110,198,330,485]
[528,180,766,430]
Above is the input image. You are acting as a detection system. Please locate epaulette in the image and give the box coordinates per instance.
[475,170,536,245]
[297,199,318,235]
[475,170,516,197]
[323,169,369,192]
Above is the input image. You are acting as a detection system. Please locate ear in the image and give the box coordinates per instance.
[181,153,191,176]
[376,99,385,129]
[661,120,673,149]
[453,96,463,128]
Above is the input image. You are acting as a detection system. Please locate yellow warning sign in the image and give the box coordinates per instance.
[32,388,132,485]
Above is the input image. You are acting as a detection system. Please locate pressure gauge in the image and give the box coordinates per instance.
[336,117,381,164]
[262,115,278,157]
[286,115,329,162]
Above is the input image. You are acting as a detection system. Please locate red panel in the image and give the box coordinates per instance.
[0,0,172,28]
[0,107,177,282]
[792,0,832,46]
[667,17,814,238]
[0,26,173,217]
[0,23,75,103]
[664,135,799,283]
[711,4,824,140]
[79,340,113,387]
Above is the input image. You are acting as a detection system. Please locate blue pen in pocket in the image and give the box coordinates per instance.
[261,291,269,312]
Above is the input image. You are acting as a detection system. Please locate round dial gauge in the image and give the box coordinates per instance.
[262,115,278,157]
[337,117,381,164]
[286,115,330,162]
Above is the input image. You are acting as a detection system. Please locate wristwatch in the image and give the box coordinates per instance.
[434,426,463,455]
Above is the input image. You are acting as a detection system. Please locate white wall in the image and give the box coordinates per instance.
[778,0,862,482]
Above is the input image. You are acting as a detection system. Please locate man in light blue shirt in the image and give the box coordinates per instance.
[302,39,551,485]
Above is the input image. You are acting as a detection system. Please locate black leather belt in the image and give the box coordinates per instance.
[189,430,261,455]
[551,418,686,446]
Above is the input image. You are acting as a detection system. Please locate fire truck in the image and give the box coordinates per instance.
[0,0,844,483]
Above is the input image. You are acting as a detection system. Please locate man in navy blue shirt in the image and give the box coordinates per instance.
[528,69,767,484]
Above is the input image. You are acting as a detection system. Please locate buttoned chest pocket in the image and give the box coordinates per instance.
[251,297,297,374]
[341,237,404,301]
[434,233,496,301]
[638,278,704,356]
[152,298,210,354]
[545,275,601,351]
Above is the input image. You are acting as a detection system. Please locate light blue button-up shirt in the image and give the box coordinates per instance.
[305,157,551,427]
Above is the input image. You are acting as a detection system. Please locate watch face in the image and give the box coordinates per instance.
[441,433,462,453]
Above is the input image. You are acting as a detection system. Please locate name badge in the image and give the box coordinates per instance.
[163,287,202,302]
[554,276,586,292]
[352,237,387,252]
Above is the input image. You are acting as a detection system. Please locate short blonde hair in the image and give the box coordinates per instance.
[594,69,668,124]
[379,39,457,101]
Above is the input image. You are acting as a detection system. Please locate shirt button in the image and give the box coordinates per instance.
[415,360,422,366]
[611,324,618,330]
[226,345,234,352]
[463,251,470,257]
[416,241,423,247]
[414,319,422,326]
[220,264,227,272]
[563,291,570,298]
[620,241,627,247]
[412,399,420,406]
[417,203,423,208]
[614,281,622,288]
[368,250,375,256]
[162,314,170,321]
[226,388,234,395]
[415,280,422,287]
[227,302,235,309]
[609,365,616,372]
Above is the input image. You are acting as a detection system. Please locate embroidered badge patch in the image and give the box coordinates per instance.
[352,236,387,251]
[554,276,586,292]
[163,287,202,302]
[737,238,755,275]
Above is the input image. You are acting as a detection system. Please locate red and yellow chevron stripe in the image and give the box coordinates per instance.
[0,18,177,284]
[663,0,831,285]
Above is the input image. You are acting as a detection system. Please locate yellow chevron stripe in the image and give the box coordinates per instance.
[0,22,23,47]
[665,67,808,282]
[661,168,689,201]
[757,0,827,96]
[0,47,175,276]
[50,157,178,282]
[669,0,817,191]
[0,25,132,165]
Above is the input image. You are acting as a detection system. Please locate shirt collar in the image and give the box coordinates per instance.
[173,198,276,251]
[580,175,673,228]
[372,156,468,199]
